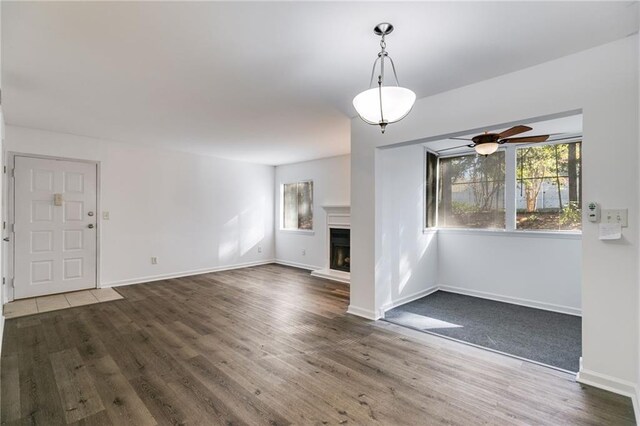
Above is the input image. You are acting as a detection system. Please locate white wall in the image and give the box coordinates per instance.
[437,231,581,315]
[377,145,438,311]
[351,35,639,397]
[275,155,350,270]
[0,0,5,351]
[4,125,275,290]
[0,110,4,350]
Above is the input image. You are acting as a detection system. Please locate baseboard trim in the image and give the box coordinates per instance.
[438,285,581,316]
[102,259,276,288]
[379,285,439,317]
[274,259,320,271]
[347,304,380,320]
[382,284,581,317]
[576,364,639,423]
[310,268,350,284]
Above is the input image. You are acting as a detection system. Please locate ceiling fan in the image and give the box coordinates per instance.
[439,125,550,156]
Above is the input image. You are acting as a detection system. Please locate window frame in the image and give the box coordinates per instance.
[513,140,582,233]
[280,179,315,234]
[424,139,582,236]
[434,147,508,231]
[423,147,439,230]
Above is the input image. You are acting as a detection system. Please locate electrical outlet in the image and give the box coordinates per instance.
[151,257,158,265]
[257,246,262,253]
[302,249,306,256]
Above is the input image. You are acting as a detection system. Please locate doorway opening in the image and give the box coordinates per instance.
[379,112,583,373]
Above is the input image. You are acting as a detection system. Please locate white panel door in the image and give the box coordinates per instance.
[14,156,97,299]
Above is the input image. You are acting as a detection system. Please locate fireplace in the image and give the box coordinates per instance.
[329,228,350,272]
[310,205,350,284]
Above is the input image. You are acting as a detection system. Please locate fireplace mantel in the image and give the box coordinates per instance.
[311,205,351,284]
[322,205,350,214]
[322,205,350,226]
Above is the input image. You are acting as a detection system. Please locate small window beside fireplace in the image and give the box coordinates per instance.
[329,228,350,273]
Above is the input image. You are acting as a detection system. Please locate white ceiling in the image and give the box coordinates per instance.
[2,2,637,165]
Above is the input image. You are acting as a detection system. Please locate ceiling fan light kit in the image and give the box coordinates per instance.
[353,23,416,134]
[474,142,499,156]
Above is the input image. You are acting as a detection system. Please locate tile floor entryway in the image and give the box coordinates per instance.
[3,288,123,319]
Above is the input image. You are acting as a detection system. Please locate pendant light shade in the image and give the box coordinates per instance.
[474,142,499,156]
[353,23,415,133]
[352,86,416,127]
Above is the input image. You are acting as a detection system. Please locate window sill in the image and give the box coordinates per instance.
[423,227,581,240]
[279,229,315,236]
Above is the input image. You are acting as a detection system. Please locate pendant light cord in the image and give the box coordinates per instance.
[378,35,386,125]
[367,34,401,89]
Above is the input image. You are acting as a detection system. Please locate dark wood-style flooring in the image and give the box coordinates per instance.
[1,264,635,425]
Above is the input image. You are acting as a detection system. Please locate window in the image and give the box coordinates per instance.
[425,140,582,233]
[437,152,505,229]
[425,151,437,228]
[282,181,313,230]
[516,142,581,231]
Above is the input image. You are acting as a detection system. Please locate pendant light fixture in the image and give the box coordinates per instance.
[353,23,416,133]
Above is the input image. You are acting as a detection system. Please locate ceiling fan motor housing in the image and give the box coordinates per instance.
[472,133,500,145]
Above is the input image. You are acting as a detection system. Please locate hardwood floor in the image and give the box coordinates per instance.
[1,264,635,425]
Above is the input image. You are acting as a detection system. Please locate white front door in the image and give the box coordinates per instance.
[14,156,97,299]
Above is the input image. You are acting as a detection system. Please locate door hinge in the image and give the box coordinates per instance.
[2,221,5,230]
[3,166,5,174]
[10,168,14,178]
[2,277,5,285]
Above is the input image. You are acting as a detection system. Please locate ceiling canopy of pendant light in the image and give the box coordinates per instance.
[352,23,416,134]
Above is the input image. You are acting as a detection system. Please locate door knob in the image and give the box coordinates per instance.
[88,211,94,217]
[88,224,95,229]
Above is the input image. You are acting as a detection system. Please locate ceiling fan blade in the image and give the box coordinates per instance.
[501,135,550,144]
[498,125,532,139]
[436,143,474,153]
[449,137,473,141]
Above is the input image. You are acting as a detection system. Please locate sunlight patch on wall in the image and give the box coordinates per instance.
[239,198,266,256]
[219,216,240,262]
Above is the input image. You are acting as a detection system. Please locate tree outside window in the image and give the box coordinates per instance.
[516,142,581,230]
[438,152,505,229]
[283,181,313,230]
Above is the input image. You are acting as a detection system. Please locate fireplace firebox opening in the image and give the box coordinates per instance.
[330,228,350,273]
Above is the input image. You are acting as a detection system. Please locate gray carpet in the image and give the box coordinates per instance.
[384,291,581,372]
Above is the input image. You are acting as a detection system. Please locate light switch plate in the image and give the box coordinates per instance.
[603,209,628,227]
[102,211,110,220]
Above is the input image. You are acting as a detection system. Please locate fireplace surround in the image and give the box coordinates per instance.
[311,205,350,284]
